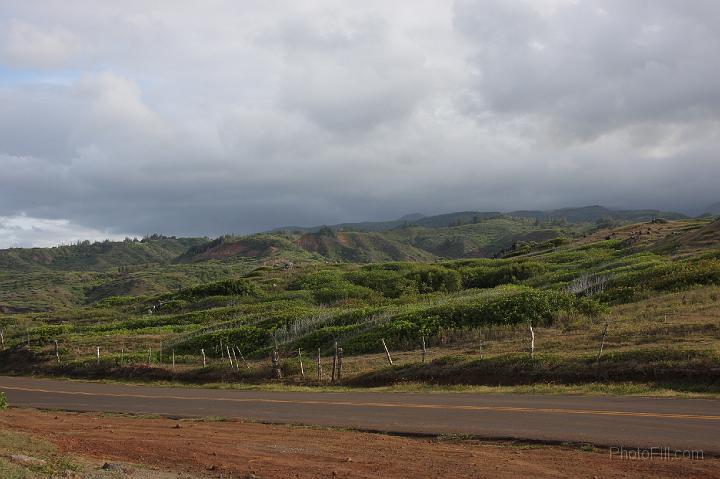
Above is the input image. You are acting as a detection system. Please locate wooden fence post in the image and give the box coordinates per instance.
[235,347,250,369]
[226,345,234,369]
[529,324,535,359]
[421,335,427,363]
[298,348,305,379]
[172,349,176,370]
[271,350,282,379]
[54,340,60,363]
[596,322,609,370]
[336,347,343,381]
[381,338,393,365]
[331,341,338,382]
[1,330,4,350]
[230,347,239,371]
[120,347,124,366]
[201,348,207,367]
[96,346,100,365]
[148,347,152,366]
[316,348,322,381]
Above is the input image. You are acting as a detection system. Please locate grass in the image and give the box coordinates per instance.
[0,429,81,478]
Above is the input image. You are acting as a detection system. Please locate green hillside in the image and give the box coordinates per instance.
[1,215,719,392]
[271,206,687,233]
[0,235,207,272]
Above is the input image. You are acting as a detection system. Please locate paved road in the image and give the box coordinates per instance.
[2,376,719,453]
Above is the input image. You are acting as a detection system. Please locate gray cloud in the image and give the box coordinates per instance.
[0,0,719,246]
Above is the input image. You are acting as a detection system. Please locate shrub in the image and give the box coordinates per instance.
[337,288,603,353]
[345,269,417,298]
[177,279,260,299]
[346,264,461,298]
[460,262,547,289]
[0,392,7,409]
[313,283,377,304]
[175,325,270,355]
[405,266,462,293]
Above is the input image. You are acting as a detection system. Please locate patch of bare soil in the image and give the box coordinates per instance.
[1,408,718,479]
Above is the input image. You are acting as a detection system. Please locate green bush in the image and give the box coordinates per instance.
[177,279,260,300]
[29,324,72,345]
[346,264,461,298]
[345,269,417,298]
[604,259,720,301]
[0,392,7,409]
[338,288,603,353]
[405,266,462,293]
[313,283,377,304]
[460,261,547,289]
[175,325,270,355]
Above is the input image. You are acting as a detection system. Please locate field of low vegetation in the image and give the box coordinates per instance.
[1,207,719,394]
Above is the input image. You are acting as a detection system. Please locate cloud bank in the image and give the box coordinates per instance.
[1,0,719,246]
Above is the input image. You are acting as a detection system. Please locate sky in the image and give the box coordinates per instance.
[1,0,719,247]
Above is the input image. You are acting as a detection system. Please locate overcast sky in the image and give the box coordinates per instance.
[1,0,719,247]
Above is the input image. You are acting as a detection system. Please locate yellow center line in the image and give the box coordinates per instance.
[2,385,719,421]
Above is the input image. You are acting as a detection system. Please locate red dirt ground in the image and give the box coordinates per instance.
[1,408,718,479]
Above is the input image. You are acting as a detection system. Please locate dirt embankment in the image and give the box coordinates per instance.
[1,409,718,479]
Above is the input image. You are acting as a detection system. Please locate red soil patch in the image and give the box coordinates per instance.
[1,408,718,479]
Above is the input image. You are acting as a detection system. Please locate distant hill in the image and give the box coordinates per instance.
[176,234,313,263]
[0,205,691,274]
[295,230,436,262]
[508,205,687,223]
[271,205,687,234]
[0,236,207,272]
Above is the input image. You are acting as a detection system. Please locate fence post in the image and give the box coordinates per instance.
[298,348,305,379]
[230,346,239,371]
[317,348,322,381]
[172,349,176,370]
[596,322,609,372]
[421,335,427,363]
[226,345,234,369]
[331,341,338,382]
[381,338,393,365]
[220,339,224,358]
[271,350,282,379]
[1,330,4,350]
[96,346,100,365]
[337,347,343,381]
[148,347,152,367]
[201,348,207,367]
[235,347,250,369]
[529,324,535,359]
[54,340,60,363]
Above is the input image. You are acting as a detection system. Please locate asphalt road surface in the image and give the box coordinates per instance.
[2,376,719,453]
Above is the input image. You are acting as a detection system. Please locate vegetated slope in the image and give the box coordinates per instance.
[0,236,207,272]
[2,216,720,389]
[508,205,687,224]
[270,205,687,233]
[384,218,573,258]
[183,216,582,264]
[177,234,315,264]
[654,218,720,253]
[295,230,437,262]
